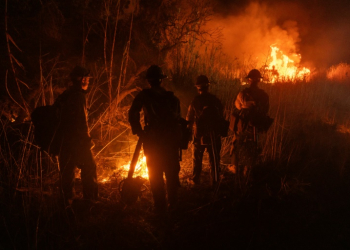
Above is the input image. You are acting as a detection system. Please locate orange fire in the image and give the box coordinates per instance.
[266,45,310,83]
[100,150,149,183]
[119,153,148,179]
[327,63,350,82]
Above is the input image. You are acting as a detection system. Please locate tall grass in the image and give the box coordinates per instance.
[3,61,350,249]
[2,1,350,248]
[327,63,350,82]
[169,37,350,195]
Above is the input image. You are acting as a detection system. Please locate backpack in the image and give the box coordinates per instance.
[31,105,61,155]
[143,89,191,149]
[143,89,179,126]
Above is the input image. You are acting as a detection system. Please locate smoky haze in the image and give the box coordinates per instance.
[209,0,350,69]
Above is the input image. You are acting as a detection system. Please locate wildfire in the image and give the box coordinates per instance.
[119,154,149,179]
[327,63,350,82]
[99,150,149,183]
[266,46,310,83]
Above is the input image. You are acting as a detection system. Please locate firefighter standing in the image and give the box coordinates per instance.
[186,75,224,186]
[55,66,98,203]
[128,65,182,213]
[231,69,270,175]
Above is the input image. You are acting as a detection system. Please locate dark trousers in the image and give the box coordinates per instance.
[147,160,180,210]
[192,139,221,184]
[144,139,180,211]
[58,145,98,200]
[231,127,258,170]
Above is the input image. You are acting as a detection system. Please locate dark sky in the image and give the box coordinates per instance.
[211,0,350,68]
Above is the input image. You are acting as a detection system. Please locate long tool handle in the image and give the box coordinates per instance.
[128,139,143,179]
[210,131,218,182]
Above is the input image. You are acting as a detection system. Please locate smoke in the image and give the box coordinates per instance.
[208,1,350,68]
[208,2,303,69]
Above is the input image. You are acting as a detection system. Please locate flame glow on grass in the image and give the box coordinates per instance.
[99,150,149,183]
[119,154,148,179]
[266,46,310,83]
[327,63,350,82]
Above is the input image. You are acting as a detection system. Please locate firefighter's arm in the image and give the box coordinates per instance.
[264,93,270,114]
[128,92,144,136]
[175,97,182,120]
[185,103,195,143]
[218,99,224,118]
[186,102,195,131]
[70,94,90,141]
[234,92,243,110]
[235,91,255,109]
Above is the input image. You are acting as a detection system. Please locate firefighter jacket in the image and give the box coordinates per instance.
[235,85,269,115]
[128,86,181,136]
[55,85,90,147]
[233,85,271,133]
[186,92,224,143]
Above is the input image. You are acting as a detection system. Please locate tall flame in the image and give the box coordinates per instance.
[266,46,310,83]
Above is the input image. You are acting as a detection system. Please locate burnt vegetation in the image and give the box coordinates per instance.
[1,0,350,249]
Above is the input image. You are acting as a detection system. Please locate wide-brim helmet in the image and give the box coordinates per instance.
[195,75,210,88]
[246,69,262,79]
[146,65,167,80]
[70,66,90,79]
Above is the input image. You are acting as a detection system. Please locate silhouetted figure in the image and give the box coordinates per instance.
[186,75,224,187]
[55,66,98,203]
[128,65,182,214]
[231,69,270,177]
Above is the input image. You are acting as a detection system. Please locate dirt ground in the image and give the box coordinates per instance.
[2,146,350,249]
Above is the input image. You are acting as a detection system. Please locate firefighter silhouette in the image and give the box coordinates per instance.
[128,65,182,213]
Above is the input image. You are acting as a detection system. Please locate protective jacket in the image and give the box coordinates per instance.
[235,86,269,115]
[186,92,224,144]
[55,85,91,148]
[129,86,181,136]
[233,85,269,133]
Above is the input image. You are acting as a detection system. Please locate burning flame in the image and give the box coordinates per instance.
[327,63,350,82]
[266,46,310,83]
[99,150,149,183]
[119,154,148,179]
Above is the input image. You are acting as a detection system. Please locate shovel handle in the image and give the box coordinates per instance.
[128,139,143,179]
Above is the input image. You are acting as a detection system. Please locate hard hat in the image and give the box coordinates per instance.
[195,75,210,87]
[70,66,90,79]
[246,69,262,79]
[146,65,167,80]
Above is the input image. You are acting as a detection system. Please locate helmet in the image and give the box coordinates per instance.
[195,75,210,87]
[246,69,262,79]
[70,66,90,79]
[146,65,167,80]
